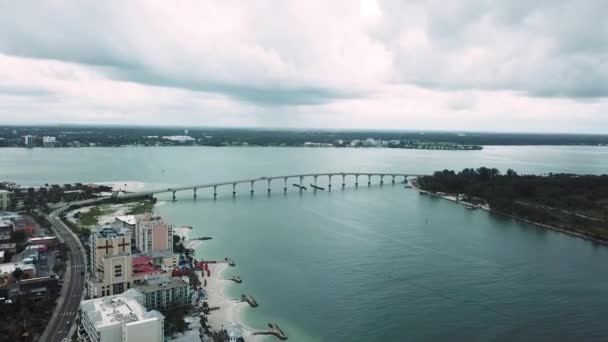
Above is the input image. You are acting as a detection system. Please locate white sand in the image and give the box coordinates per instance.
[199,263,260,341]
[173,226,205,250]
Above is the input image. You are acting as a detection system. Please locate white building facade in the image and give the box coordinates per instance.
[79,289,164,342]
[0,190,10,210]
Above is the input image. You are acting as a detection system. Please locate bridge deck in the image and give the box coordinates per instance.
[119,172,426,198]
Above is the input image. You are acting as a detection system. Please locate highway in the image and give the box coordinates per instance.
[39,209,87,342]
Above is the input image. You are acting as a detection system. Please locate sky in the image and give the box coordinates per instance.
[0,0,607,133]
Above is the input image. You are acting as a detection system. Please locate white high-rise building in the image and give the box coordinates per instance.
[89,226,133,298]
[0,190,11,210]
[79,289,164,342]
[24,135,35,148]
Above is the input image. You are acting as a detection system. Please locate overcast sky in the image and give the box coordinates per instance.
[1,0,607,133]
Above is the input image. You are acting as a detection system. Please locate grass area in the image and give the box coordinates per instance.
[126,200,155,215]
[79,206,115,226]
[65,199,155,239]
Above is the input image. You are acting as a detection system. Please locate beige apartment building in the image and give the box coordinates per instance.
[89,226,133,298]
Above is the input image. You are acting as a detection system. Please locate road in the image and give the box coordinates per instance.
[39,209,87,342]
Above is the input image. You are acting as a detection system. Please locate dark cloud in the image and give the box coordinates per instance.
[378,0,608,99]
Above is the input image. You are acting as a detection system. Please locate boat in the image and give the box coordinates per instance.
[466,204,477,210]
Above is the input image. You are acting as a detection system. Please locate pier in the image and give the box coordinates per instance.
[253,323,288,340]
[224,257,235,266]
[191,236,212,241]
[228,276,242,283]
[241,294,258,307]
[112,171,426,200]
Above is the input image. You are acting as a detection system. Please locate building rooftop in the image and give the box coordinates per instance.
[0,243,17,250]
[95,226,130,239]
[136,274,189,293]
[80,289,164,328]
[0,261,35,275]
[115,215,138,226]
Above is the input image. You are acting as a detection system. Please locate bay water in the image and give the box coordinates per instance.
[2,146,608,341]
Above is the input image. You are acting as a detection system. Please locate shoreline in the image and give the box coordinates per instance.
[411,180,608,246]
[198,263,262,341]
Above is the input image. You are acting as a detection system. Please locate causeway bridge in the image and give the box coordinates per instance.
[119,172,428,200]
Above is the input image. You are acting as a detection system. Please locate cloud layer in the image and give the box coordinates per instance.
[1,0,607,132]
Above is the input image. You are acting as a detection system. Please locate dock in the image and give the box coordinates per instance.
[224,257,235,266]
[228,276,242,283]
[241,294,258,307]
[191,236,212,240]
[253,323,288,340]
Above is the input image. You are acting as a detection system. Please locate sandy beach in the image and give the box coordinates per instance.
[173,226,204,250]
[199,263,261,341]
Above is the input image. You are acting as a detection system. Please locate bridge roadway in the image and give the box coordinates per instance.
[117,172,427,200]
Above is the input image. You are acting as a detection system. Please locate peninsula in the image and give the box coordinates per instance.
[416,168,608,243]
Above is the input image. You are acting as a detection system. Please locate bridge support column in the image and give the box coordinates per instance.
[283,178,287,193]
[355,175,359,188]
[368,175,371,187]
[403,176,408,184]
[193,188,197,199]
[250,181,255,195]
[172,191,176,201]
[267,179,271,194]
[342,174,345,189]
[300,176,303,191]
[328,175,332,191]
[213,186,217,199]
[313,175,318,191]
[392,175,395,184]
[380,175,384,185]
[232,183,236,197]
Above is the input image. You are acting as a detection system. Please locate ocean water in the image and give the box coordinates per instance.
[2,146,608,341]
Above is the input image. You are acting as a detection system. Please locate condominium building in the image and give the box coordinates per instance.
[89,226,133,298]
[23,135,35,148]
[79,289,164,342]
[42,136,56,147]
[135,213,173,254]
[134,274,192,311]
[0,190,11,210]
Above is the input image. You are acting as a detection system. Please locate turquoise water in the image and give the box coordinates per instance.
[2,146,608,341]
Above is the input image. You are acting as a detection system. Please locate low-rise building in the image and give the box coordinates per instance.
[0,262,36,285]
[135,274,191,311]
[0,243,17,254]
[79,289,164,342]
[27,236,58,247]
[150,250,178,269]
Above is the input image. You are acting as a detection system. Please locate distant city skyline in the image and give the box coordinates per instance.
[1,1,607,133]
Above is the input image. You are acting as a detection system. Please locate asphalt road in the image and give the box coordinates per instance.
[39,210,86,342]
